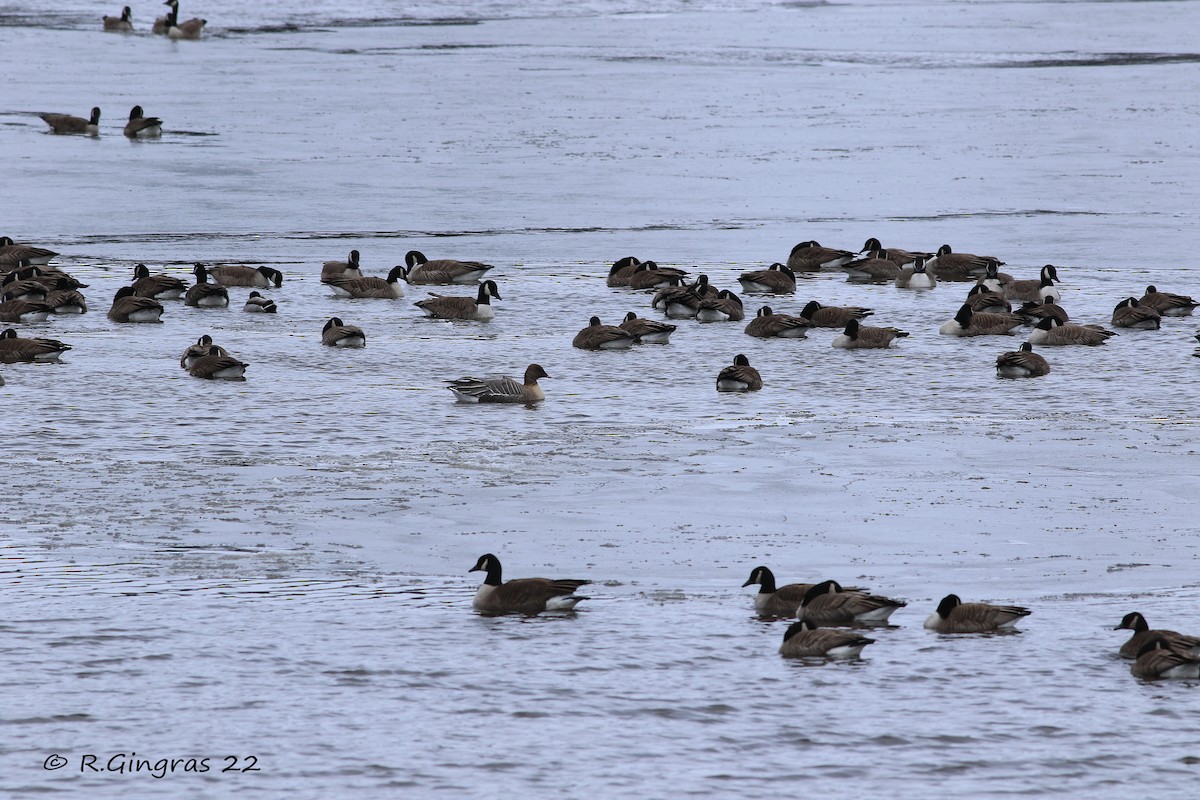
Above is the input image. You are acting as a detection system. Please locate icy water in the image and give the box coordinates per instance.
[4,0,1200,797]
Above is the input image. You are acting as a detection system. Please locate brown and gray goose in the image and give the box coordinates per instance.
[152,0,172,33]
[1005,265,1060,303]
[322,250,364,281]
[858,238,931,267]
[1138,285,1198,316]
[415,280,501,321]
[965,284,1013,315]
[165,0,206,39]
[124,106,162,139]
[447,364,549,404]
[842,250,902,282]
[744,306,810,339]
[894,257,937,289]
[188,346,247,380]
[108,286,163,322]
[0,271,48,302]
[1114,612,1200,660]
[797,580,906,625]
[975,260,1015,293]
[326,265,407,299]
[652,275,713,319]
[605,256,641,287]
[185,267,229,307]
[243,291,277,313]
[103,6,133,31]
[404,250,493,285]
[469,553,589,616]
[1131,638,1200,680]
[738,263,797,293]
[798,300,873,328]
[697,289,744,322]
[322,317,366,347]
[46,287,88,314]
[779,620,876,659]
[572,316,636,350]
[1015,296,1067,324]
[786,240,855,272]
[716,354,762,392]
[927,244,1001,281]
[995,343,1050,378]
[180,334,226,368]
[0,237,58,266]
[742,566,848,618]
[0,294,52,323]
[39,107,100,136]
[131,264,187,299]
[628,261,689,290]
[200,263,283,288]
[832,318,908,349]
[924,594,1031,633]
[1111,297,1161,330]
[1028,316,1116,346]
[618,311,676,343]
[939,304,1024,337]
[0,328,72,363]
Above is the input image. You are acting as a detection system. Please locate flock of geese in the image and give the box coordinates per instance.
[103,0,206,39]
[471,554,1200,680]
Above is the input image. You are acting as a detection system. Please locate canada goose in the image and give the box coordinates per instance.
[779,620,876,659]
[652,275,712,319]
[572,316,636,350]
[965,284,1013,315]
[927,244,1000,281]
[152,0,172,33]
[742,566,828,618]
[798,300,873,328]
[1006,265,1061,303]
[786,240,855,272]
[184,267,229,308]
[103,6,133,31]
[447,364,549,404]
[628,261,689,290]
[605,256,641,287]
[243,291,277,313]
[1131,638,1200,680]
[165,1,207,39]
[716,354,762,392]
[995,342,1050,378]
[842,251,902,282]
[832,318,908,349]
[0,293,52,323]
[123,106,162,139]
[322,250,364,281]
[738,263,796,293]
[188,346,247,380]
[180,334,226,368]
[326,265,408,299]
[131,264,187,299]
[0,272,47,302]
[415,280,501,321]
[45,288,87,314]
[0,328,72,363]
[469,553,589,615]
[976,260,1014,293]
[618,312,676,343]
[939,304,1024,337]
[797,580,906,625]
[199,264,283,288]
[1111,297,1161,330]
[0,237,58,266]
[322,317,366,348]
[697,289,744,322]
[1114,613,1200,660]
[1015,296,1067,324]
[1139,285,1198,316]
[1028,317,1116,346]
[858,238,931,266]
[107,286,163,322]
[924,595,1031,633]
[404,250,493,285]
[895,257,937,289]
[39,107,100,136]
[744,306,810,339]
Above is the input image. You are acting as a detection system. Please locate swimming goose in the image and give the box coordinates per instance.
[716,354,762,392]
[858,238,931,266]
[939,304,1024,337]
[1114,613,1200,660]
[652,275,712,319]
[188,346,247,380]
[744,306,810,339]
[786,241,855,272]
[965,284,1013,315]
[924,595,1031,633]
[0,328,72,363]
[447,364,549,404]
[798,300,873,328]
[404,250,493,285]
[894,257,937,289]
[976,260,1014,293]
[184,267,229,307]
[415,280,501,320]
[1138,285,1198,316]
[107,286,163,322]
[738,263,796,294]
[842,251,902,282]
[618,311,676,343]
[0,294,52,323]
[152,0,172,33]
[103,6,133,31]
[243,291,277,313]
[1028,317,1116,346]
[1111,297,1161,330]
[322,250,364,281]
[742,566,834,618]
[131,264,187,299]
[572,316,636,350]
[605,256,641,287]
[927,244,1000,281]
[326,265,408,299]
[0,272,48,302]
[697,289,744,322]
[797,580,906,625]
[779,620,876,659]
[123,106,163,139]
[180,334,226,368]
[1005,265,1060,303]
[469,553,589,616]
[1015,296,1067,324]
[1131,638,1200,680]
[0,238,58,266]
[832,318,908,349]
[165,1,207,39]
[322,317,366,347]
[628,261,689,290]
[45,288,88,314]
[199,264,283,288]
[39,107,100,136]
[995,343,1050,378]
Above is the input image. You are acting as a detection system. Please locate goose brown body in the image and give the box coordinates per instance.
[573,316,635,349]
[470,553,589,615]
[405,250,493,284]
[833,318,908,349]
[447,364,549,404]
[924,595,1031,633]
[415,280,500,320]
[108,287,163,322]
[0,328,72,362]
[779,620,876,658]
[716,354,762,392]
[799,300,873,328]
[1115,612,1200,660]
[995,343,1050,378]
[619,312,676,343]
[744,306,810,338]
[39,107,100,136]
